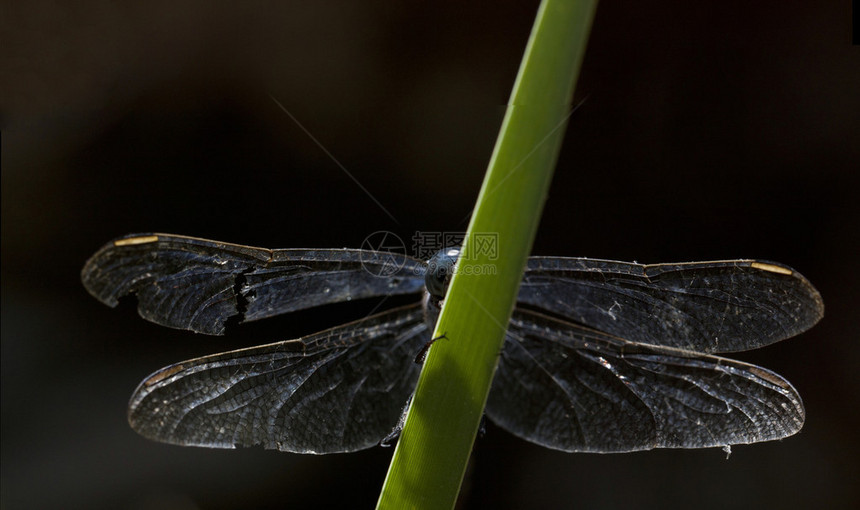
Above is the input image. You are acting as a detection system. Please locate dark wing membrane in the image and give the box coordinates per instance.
[518,258,823,353]
[128,303,429,454]
[486,309,804,453]
[82,233,426,335]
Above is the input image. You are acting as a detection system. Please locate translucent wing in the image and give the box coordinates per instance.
[128,304,429,454]
[518,258,823,353]
[486,308,805,453]
[82,233,426,335]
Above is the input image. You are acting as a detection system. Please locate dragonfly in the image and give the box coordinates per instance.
[81,233,823,455]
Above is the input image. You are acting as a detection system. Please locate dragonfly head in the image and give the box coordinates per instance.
[425,246,461,299]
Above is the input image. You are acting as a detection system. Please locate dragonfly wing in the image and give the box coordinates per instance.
[485,308,804,453]
[128,303,429,454]
[82,233,426,334]
[519,258,823,352]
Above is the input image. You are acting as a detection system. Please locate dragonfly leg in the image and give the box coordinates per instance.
[413,332,449,364]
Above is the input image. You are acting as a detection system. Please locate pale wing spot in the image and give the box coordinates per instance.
[750,262,792,275]
[114,235,159,246]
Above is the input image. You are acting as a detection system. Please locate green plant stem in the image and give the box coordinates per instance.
[376,1,597,508]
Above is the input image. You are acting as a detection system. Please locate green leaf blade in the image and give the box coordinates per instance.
[377,1,597,508]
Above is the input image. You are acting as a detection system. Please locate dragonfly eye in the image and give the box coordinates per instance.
[425,246,461,299]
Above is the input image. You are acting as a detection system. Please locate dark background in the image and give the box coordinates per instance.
[3,2,858,509]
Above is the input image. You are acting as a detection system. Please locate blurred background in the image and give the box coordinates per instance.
[3,1,858,509]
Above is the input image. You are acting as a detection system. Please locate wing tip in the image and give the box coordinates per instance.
[81,233,161,305]
[127,362,189,439]
[83,233,237,335]
[750,259,825,326]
